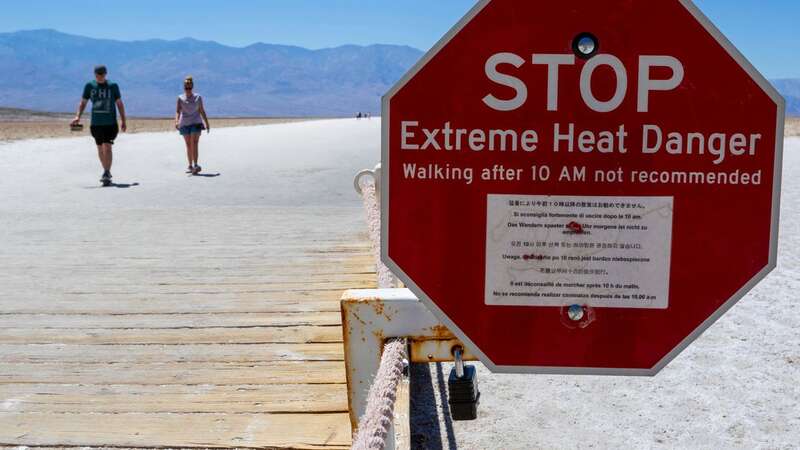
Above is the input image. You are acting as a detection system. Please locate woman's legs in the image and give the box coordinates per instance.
[192,132,201,167]
[183,134,193,168]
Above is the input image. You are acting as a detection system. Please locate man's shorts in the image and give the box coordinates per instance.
[90,124,119,145]
[179,123,205,136]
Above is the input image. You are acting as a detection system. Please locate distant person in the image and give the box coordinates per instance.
[357,112,362,120]
[175,76,210,175]
[70,65,127,186]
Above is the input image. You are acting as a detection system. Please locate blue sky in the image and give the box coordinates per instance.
[0,0,796,79]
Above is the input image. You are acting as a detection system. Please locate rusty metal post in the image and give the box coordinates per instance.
[341,288,477,449]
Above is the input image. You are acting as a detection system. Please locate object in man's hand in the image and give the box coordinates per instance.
[70,123,84,132]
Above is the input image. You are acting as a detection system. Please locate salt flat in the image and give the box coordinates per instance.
[0,118,380,209]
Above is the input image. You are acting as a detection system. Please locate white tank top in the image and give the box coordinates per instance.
[178,93,203,127]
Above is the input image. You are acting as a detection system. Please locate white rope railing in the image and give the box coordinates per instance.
[350,165,406,449]
[356,173,397,289]
[351,338,408,450]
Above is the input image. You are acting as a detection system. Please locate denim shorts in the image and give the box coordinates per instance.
[179,123,204,136]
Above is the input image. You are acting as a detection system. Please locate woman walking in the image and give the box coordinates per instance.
[175,76,210,175]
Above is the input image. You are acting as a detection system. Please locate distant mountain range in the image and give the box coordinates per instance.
[0,29,797,117]
[0,29,423,117]
[773,79,800,117]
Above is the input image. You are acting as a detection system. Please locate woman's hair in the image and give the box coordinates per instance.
[184,76,194,85]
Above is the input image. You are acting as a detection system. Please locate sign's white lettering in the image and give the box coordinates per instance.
[482,53,685,113]
[400,121,762,165]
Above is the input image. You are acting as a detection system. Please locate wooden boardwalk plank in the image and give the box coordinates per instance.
[0,311,343,329]
[0,362,347,385]
[0,412,352,449]
[0,326,343,345]
[0,343,345,363]
[0,297,347,314]
[0,384,348,414]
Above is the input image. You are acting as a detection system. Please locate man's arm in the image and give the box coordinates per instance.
[72,83,91,126]
[116,99,127,132]
[71,98,88,126]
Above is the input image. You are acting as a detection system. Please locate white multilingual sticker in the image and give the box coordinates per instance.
[485,195,674,308]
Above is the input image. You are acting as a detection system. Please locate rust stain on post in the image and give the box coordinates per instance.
[428,324,455,339]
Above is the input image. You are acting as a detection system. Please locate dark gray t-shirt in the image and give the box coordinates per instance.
[82,81,121,126]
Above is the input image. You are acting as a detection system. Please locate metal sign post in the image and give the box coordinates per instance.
[341,289,477,449]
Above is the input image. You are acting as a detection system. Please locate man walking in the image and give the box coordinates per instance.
[71,65,127,186]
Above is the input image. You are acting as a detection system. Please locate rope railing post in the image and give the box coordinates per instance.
[351,338,408,450]
[354,163,398,289]
[342,291,476,450]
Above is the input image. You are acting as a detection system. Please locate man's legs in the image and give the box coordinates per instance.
[97,143,112,174]
[97,144,111,172]
[104,144,113,173]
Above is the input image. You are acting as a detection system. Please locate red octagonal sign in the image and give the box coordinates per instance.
[382,0,784,374]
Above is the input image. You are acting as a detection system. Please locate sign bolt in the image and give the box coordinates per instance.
[573,33,599,58]
[567,304,585,321]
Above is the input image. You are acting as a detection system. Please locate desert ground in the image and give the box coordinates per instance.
[0,108,797,142]
[0,108,317,142]
[786,116,800,136]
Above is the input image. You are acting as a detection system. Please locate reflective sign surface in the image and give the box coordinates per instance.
[383,0,784,373]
